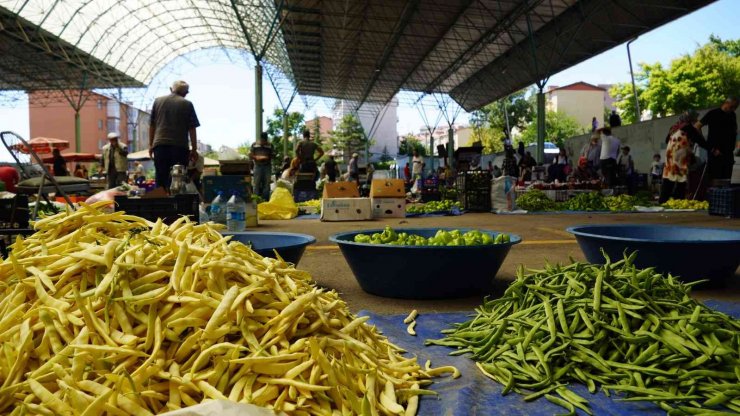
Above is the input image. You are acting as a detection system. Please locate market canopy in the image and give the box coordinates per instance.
[0,0,715,110]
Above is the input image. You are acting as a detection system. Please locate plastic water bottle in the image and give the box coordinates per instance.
[226,192,247,232]
[210,192,226,225]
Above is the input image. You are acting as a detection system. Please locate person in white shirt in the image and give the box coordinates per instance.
[598,127,621,187]
[411,150,423,179]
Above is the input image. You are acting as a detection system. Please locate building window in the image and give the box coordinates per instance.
[97,100,103,109]
[98,120,103,130]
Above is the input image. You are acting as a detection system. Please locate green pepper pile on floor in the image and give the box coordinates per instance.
[428,253,740,415]
[353,226,510,246]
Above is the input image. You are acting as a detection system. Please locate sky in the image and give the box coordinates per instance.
[1,0,739,161]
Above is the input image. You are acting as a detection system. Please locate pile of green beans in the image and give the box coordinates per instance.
[427,253,740,415]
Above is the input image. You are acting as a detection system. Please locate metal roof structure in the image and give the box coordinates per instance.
[282,0,715,111]
[0,0,715,111]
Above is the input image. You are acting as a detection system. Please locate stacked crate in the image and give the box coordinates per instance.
[370,179,406,218]
[456,170,492,212]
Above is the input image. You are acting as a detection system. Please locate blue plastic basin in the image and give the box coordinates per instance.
[567,224,740,283]
[223,232,316,265]
[329,228,521,299]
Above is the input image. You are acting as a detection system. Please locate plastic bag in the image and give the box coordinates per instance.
[217,146,242,161]
[257,187,298,220]
[490,175,518,212]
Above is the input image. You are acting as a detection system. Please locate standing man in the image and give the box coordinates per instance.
[348,153,359,183]
[101,132,129,189]
[324,154,338,182]
[295,130,324,180]
[598,127,621,187]
[695,97,738,181]
[609,110,622,127]
[249,132,274,201]
[149,80,200,191]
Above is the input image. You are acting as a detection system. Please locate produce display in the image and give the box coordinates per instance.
[560,192,608,211]
[662,198,709,210]
[296,198,322,214]
[406,200,461,214]
[514,189,558,211]
[517,190,657,212]
[353,226,510,246]
[603,194,638,212]
[428,254,740,415]
[0,202,454,415]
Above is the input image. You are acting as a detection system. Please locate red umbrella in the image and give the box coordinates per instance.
[41,152,100,163]
[11,137,70,154]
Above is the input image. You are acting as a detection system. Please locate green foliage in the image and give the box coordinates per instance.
[519,110,585,148]
[709,34,740,57]
[471,89,533,155]
[328,114,368,160]
[398,133,426,156]
[265,108,305,162]
[610,83,646,124]
[479,89,534,134]
[611,38,740,122]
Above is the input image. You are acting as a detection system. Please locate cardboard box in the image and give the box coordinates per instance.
[370,179,405,198]
[371,197,406,218]
[323,182,359,199]
[320,198,372,221]
[202,175,252,203]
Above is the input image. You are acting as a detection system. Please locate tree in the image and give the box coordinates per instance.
[265,108,305,162]
[397,133,426,156]
[709,34,740,57]
[609,83,646,124]
[611,38,740,122]
[475,89,534,136]
[519,110,585,148]
[328,114,369,161]
[473,126,505,155]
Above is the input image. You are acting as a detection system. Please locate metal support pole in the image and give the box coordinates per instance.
[282,114,289,158]
[447,127,455,173]
[75,110,81,152]
[626,38,641,122]
[429,133,435,173]
[536,88,546,164]
[255,62,263,141]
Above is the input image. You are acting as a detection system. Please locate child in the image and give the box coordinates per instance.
[616,146,634,193]
[650,153,663,194]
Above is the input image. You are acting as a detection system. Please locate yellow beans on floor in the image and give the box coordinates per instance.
[0,202,449,415]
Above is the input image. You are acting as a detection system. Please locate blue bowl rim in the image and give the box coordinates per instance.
[566,224,740,244]
[329,227,521,249]
[222,231,317,246]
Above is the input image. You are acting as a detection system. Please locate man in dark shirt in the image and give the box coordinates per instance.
[149,80,200,191]
[295,130,324,180]
[324,154,338,182]
[609,110,622,127]
[250,132,274,201]
[695,97,738,181]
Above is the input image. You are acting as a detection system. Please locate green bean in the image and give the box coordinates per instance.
[429,254,740,415]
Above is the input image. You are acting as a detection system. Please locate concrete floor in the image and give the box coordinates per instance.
[257,212,740,314]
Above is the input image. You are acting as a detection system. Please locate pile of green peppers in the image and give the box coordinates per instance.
[353,226,510,246]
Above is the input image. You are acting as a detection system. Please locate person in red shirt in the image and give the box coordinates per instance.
[0,166,20,193]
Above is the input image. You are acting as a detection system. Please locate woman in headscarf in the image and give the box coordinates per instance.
[659,110,707,203]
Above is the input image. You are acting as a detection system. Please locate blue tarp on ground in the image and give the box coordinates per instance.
[360,300,739,416]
